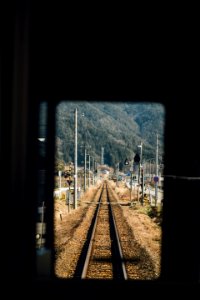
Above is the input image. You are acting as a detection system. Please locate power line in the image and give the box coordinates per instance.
[164,175,200,180]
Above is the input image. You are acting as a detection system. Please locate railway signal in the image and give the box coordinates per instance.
[64,172,70,178]
[154,176,159,183]
[67,179,73,186]
[124,158,129,165]
[134,153,140,163]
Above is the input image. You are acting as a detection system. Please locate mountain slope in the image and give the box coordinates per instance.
[55,101,165,168]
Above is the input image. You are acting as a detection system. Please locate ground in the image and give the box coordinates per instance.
[54,180,162,278]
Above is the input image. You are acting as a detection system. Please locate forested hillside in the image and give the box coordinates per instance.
[54,101,165,170]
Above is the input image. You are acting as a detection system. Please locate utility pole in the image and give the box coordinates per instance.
[130,160,133,206]
[138,142,143,183]
[58,170,62,199]
[81,112,87,193]
[84,146,87,192]
[88,154,90,188]
[101,147,104,165]
[74,108,78,209]
[155,133,159,206]
[138,142,144,205]
[141,167,144,205]
[96,162,99,181]
[92,156,95,185]
[130,171,133,204]
[149,160,152,181]
[116,162,119,185]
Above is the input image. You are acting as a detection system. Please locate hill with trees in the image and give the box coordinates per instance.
[54,101,165,170]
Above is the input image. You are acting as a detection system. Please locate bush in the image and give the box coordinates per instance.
[146,206,158,218]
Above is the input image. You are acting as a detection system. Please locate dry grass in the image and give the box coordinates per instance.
[54,185,102,277]
[110,181,162,278]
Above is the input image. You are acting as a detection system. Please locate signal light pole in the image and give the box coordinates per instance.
[129,161,133,206]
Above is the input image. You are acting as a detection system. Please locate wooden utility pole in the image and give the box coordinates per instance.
[88,154,90,188]
[155,133,159,206]
[84,146,87,192]
[74,108,77,209]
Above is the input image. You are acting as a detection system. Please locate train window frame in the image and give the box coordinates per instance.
[36,99,166,282]
[3,3,199,296]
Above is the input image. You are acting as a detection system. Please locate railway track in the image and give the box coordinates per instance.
[56,180,156,280]
[72,181,156,280]
[80,182,127,280]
